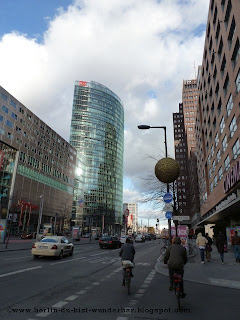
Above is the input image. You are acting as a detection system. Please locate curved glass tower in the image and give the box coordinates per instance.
[70,81,124,235]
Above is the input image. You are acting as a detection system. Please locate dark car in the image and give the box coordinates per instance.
[144,234,152,241]
[99,236,121,249]
[150,234,156,240]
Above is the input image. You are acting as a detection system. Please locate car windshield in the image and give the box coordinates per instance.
[40,238,57,243]
[101,237,112,240]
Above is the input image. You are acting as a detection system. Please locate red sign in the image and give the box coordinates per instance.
[79,81,87,87]
[0,151,4,172]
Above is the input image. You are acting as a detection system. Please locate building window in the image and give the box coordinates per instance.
[217,149,221,163]
[10,100,16,108]
[1,93,8,101]
[226,94,233,116]
[218,167,223,180]
[209,167,212,178]
[212,160,216,172]
[0,115,3,122]
[228,16,236,49]
[224,0,232,28]
[229,116,237,137]
[2,105,8,114]
[224,155,230,171]
[222,135,228,152]
[236,68,240,93]
[6,120,13,128]
[210,182,213,192]
[211,145,214,157]
[220,117,225,134]
[215,133,219,146]
[214,175,218,187]
[232,139,240,159]
[223,73,229,96]
[11,112,17,120]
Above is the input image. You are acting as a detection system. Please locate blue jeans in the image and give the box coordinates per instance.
[233,245,240,260]
[219,252,224,262]
[199,248,205,261]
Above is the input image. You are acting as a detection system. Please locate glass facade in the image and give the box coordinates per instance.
[70,81,124,234]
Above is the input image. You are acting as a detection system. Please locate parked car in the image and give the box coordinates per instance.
[99,236,121,249]
[31,236,74,259]
[156,234,161,239]
[135,234,145,243]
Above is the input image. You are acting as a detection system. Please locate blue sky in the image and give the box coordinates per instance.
[0,0,73,40]
[0,0,209,227]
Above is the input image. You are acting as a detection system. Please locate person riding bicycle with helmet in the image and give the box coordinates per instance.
[164,236,187,298]
[119,237,135,285]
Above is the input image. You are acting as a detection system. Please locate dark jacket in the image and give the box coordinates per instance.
[205,235,213,245]
[216,233,226,254]
[164,242,187,270]
[231,234,240,245]
[119,243,135,262]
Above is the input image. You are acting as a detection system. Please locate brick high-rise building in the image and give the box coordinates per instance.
[195,0,240,228]
[173,80,200,226]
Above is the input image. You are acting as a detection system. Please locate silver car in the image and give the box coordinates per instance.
[135,234,145,243]
[31,236,74,259]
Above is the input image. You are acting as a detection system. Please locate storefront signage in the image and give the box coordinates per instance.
[216,193,237,212]
[223,159,240,193]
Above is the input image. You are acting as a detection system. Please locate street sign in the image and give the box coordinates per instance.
[172,216,190,221]
[165,211,172,219]
[163,204,173,212]
[163,193,173,203]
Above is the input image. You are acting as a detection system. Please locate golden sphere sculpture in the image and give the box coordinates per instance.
[155,157,180,183]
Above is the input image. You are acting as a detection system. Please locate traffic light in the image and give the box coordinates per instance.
[157,218,159,222]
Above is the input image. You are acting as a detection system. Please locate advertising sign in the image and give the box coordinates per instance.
[0,219,7,243]
[171,225,188,250]
[226,226,240,247]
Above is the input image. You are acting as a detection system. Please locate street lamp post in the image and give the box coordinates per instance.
[138,125,171,244]
[36,195,44,240]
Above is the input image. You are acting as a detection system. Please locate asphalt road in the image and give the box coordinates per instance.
[0,240,238,320]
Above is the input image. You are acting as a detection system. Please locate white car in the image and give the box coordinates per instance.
[31,236,74,259]
[135,234,145,243]
[120,236,128,245]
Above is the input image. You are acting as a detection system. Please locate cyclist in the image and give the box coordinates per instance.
[164,236,187,298]
[119,237,135,286]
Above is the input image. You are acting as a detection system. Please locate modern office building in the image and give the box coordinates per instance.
[195,0,240,228]
[173,80,200,225]
[0,86,76,241]
[70,80,124,235]
[123,203,138,233]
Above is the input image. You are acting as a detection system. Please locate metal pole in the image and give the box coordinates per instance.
[36,196,44,240]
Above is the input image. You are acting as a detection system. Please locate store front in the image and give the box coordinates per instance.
[0,141,18,242]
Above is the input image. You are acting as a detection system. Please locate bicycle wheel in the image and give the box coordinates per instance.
[177,285,181,310]
[126,269,131,295]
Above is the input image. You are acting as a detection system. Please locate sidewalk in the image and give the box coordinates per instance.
[155,243,240,290]
[0,237,98,252]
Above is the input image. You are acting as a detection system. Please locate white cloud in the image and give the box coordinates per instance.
[0,0,209,209]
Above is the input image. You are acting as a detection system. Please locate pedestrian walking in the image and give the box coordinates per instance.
[231,231,240,262]
[205,233,213,262]
[216,231,226,264]
[196,232,208,264]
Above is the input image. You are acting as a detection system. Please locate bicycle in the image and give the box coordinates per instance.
[122,260,134,295]
[173,272,182,310]
[160,240,170,255]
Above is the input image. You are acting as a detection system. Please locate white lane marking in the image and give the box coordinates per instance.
[36,311,52,317]
[50,257,86,265]
[90,252,109,256]
[3,255,32,260]
[75,290,86,294]
[92,282,100,286]
[65,295,79,301]
[51,301,69,308]
[0,266,42,278]
[116,318,128,320]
